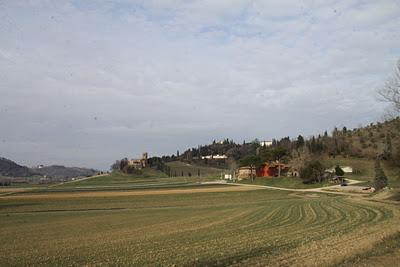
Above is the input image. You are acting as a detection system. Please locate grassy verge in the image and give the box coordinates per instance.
[321,156,400,188]
[321,157,375,180]
[27,183,230,194]
[239,176,331,189]
[382,161,400,188]
[334,232,400,267]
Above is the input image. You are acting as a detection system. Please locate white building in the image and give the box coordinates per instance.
[326,166,353,174]
[224,174,233,180]
[341,166,353,173]
[260,140,273,147]
[201,154,228,160]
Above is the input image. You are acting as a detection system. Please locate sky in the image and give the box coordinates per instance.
[0,0,399,170]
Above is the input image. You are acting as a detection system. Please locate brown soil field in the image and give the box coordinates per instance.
[1,184,398,266]
[0,184,262,200]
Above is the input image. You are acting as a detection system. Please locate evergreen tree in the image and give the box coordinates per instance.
[384,133,393,160]
[335,165,345,176]
[310,136,316,153]
[373,160,388,190]
[272,139,278,147]
[300,160,326,184]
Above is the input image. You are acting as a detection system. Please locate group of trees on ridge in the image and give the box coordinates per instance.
[110,118,399,181]
[157,118,400,168]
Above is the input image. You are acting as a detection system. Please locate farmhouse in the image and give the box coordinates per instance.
[128,153,148,170]
[237,162,293,179]
[256,162,290,177]
[237,167,254,180]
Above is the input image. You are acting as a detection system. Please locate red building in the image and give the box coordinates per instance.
[256,163,289,177]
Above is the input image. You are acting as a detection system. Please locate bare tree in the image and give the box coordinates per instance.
[378,59,400,115]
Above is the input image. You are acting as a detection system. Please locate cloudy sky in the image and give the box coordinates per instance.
[0,0,399,170]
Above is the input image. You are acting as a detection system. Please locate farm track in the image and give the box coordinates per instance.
[231,178,367,196]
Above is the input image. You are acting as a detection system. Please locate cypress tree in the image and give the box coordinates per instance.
[384,133,392,160]
[373,160,388,190]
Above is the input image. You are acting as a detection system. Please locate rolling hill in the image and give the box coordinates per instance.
[31,165,98,180]
[0,157,35,177]
[0,156,98,181]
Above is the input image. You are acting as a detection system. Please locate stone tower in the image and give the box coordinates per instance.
[142,152,148,167]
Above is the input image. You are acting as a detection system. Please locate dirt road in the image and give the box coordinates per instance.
[222,179,370,196]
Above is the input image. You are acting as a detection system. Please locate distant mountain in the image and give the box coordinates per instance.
[30,165,98,180]
[0,157,35,177]
[0,157,98,180]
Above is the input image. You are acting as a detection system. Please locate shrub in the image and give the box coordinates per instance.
[300,160,326,184]
[362,143,368,149]
[123,165,143,175]
[352,168,363,175]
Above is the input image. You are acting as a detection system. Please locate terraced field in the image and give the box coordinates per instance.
[0,187,398,266]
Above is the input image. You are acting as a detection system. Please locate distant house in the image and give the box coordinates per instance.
[237,167,254,180]
[39,177,51,184]
[260,140,273,147]
[224,174,233,180]
[256,162,289,177]
[201,154,228,160]
[237,162,292,180]
[341,166,353,173]
[326,166,353,174]
[128,153,148,170]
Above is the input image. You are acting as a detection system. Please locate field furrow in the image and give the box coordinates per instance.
[0,188,397,266]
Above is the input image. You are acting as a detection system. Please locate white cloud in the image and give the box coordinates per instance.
[0,0,399,169]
